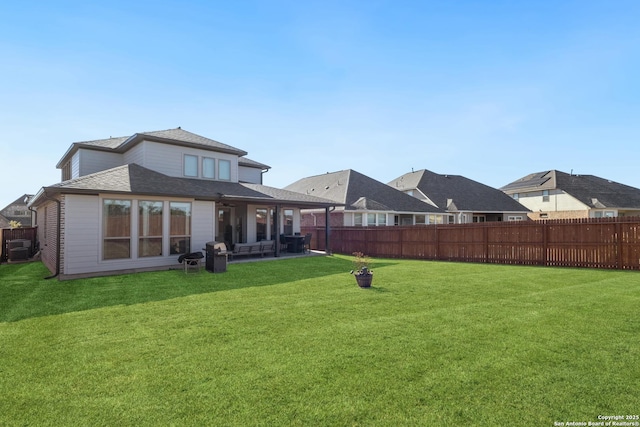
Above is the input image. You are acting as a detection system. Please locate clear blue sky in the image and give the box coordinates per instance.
[1,0,639,209]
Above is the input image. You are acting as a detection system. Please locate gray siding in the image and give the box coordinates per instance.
[62,195,216,277]
[137,141,239,181]
[78,149,123,177]
[63,194,100,274]
[239,166,262,184]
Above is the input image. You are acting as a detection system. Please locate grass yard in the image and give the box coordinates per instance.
[1,256,639,426]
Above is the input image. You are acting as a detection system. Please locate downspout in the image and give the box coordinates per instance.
[25,195,37,227]
[42,191,61,280]
[27,203,38,257]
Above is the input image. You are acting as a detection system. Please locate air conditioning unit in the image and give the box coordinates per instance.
[7,239,31,262]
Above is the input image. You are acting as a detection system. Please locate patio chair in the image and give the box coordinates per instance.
[302,233,312,254]
[178,251,204,274]
[279,234,288,252]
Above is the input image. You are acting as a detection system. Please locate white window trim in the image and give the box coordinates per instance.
[202,157,215,179]
[218,159,231,181]
[184,154,198,177]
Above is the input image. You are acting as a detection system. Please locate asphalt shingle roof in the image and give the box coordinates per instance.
[390,169,529,212]
[284,170,445,213]
[38,164,336,207]
[502,170,640,209]
[57,128,247,168]
[238,157,271,169]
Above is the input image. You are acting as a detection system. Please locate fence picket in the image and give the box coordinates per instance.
[303,217,640,271]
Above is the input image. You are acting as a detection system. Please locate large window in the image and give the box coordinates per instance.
[139,201,163,257]
[354,213,363,226]
[103,199,131,260]
[184,155,198,177]
[170,202,191,255]
[203,157,215,179]
[594,211,615,218]
[363,213,386,226]
[428,214,443,224]
[219,159,231,180]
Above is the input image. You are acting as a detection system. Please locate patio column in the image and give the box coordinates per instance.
[275,204,281,257]
[325,206,331,255]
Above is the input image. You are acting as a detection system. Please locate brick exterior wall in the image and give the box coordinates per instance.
[38,197,62,275]
[300,211,344,227]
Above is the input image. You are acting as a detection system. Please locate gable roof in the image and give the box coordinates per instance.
[500,170,556,192]
[502,170,640,209]
[389,169,529,212]
[56,128,248,168]
[29,164,338,208]
[0,194,33,224]
[1,194,33,210]
[284,169,446,213]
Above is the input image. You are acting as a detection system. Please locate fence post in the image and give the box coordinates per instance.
[435,224,440,260]
[483,225,488,264]
[615,220,622,270]
[543,221,548,267]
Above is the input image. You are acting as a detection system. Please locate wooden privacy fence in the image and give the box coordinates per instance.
[303,217,640,270]
[1,227,38,262]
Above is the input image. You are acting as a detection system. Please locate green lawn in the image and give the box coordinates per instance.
[1,257,639,426]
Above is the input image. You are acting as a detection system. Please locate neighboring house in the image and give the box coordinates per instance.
[0,213,10,228]
[388,169,530,223]
[284,169,447,227]
[28,128,338,279]
[500,170,640,220]
[0,194,33,226]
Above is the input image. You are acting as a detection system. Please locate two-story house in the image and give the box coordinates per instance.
[284,169,447,227]
[500,170,640,220]
[388,169,530,223]
[28,128,337,279]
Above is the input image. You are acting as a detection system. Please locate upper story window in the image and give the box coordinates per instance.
[184,155,198,177]
[542,190,549,202]
[203,157,215,179]
[219,159,231,180]
[512,193,519,201]
[61,162,71,181]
